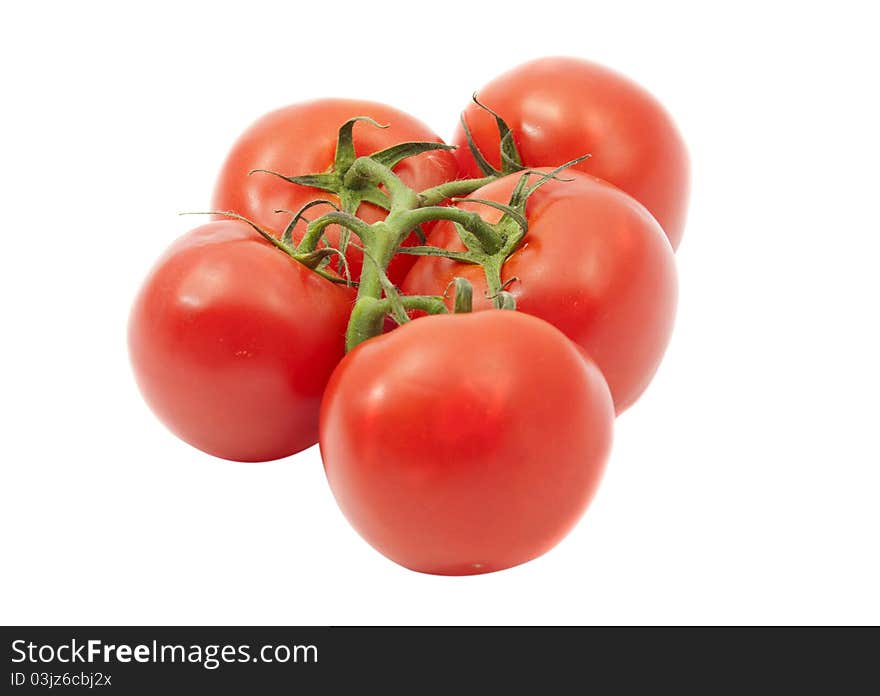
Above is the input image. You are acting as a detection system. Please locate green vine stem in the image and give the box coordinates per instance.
[346,294,448,349]
[299,211,375,252]
[264,112,586,351]
[291,155,500,351]
[401,207,502,254]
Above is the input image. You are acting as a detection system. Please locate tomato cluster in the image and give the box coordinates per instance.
[129,57,688,575]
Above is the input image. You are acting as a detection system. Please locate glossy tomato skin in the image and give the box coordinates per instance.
[453,57,690,249]
[402,171,677,414]
[320,311,614,575]
[212,99,460,283]
[129,220,355,462]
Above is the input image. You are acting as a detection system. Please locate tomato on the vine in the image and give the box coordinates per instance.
[402,170,678,414]
[320,310,614,575]
[212,99,460,283]
[129,220,355,462]
[128,54,690,575]
[453,57,690,249]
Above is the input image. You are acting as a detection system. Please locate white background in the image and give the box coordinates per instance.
[2,1,878,626]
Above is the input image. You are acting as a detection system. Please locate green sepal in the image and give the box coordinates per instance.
[451,197,528,234]
[276,200,340,246]
[493,290,517,311]
[182,211,352,286]
[370,141,456,170]
[502,154,592,214]
[396,246,478,264]
[508,171,532,209]
[188,210,290,254]
[471,94,523,173]
[250,169,341,193]
[459,114,500,177]
[449,277,474,313]
[452,221,487,256]
[295,247,353,285]
[499,131,525,174]
[523,154,593,198]
[334,116,388,173]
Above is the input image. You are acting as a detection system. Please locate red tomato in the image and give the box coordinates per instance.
[320,310,614,575]
[129,220,355,462]
[453,57,690,249]
[402,171,677,414]
[212,99,460,282]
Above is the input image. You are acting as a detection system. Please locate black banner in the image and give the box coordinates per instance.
[1,626,876,692]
